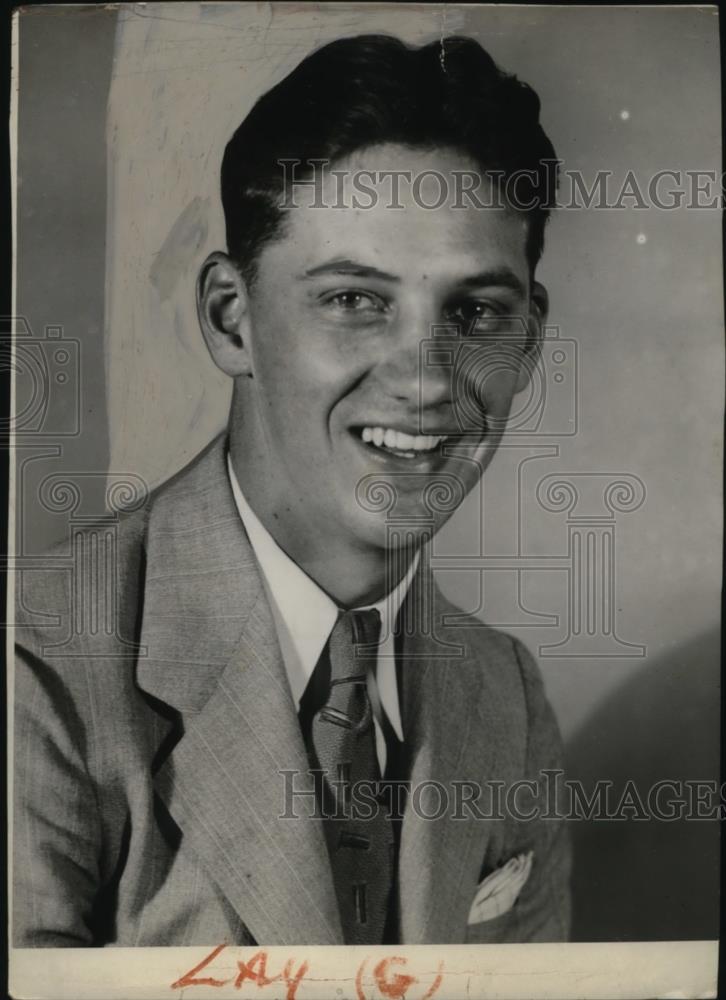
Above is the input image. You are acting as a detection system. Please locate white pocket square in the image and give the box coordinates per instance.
[467,851,533,925]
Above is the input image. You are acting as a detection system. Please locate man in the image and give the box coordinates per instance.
[13,33,570,946]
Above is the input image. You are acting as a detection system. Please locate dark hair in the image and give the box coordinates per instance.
[221,34,558,283]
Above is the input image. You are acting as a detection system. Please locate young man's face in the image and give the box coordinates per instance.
[214,144,545,553]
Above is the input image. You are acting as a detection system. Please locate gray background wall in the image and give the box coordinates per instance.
[15,3,722,941]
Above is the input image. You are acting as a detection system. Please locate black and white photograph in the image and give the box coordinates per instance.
[7,4,722,998]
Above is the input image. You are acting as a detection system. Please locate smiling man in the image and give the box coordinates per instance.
[14,34,571,947]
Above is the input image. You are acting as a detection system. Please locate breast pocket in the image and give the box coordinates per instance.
[464,905,518,944]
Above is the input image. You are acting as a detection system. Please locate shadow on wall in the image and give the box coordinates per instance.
[566,627,720,941]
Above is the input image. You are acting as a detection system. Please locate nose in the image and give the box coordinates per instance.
[375,307,453,412]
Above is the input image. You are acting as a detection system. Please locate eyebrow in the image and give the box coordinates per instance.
[301,258,400,282]
[300,259,527,297]
[456,268,528,297]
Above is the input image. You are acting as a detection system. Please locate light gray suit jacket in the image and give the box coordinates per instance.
[13,435,571,947]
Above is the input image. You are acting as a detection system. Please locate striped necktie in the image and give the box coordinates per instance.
[310,608,395,943]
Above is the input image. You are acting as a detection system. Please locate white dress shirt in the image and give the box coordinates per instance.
[227,456,418,773]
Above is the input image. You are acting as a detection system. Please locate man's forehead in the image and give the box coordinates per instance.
[294,141,491,205]
[263,144,529,282]
[272,203,530,287]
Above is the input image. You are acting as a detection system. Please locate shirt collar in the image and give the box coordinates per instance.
[227,455,418,704]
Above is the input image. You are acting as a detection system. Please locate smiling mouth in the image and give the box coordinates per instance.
[354,425,452,460]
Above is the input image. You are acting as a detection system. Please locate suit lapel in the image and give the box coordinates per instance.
[396,561,502,943]
[137,435,342,945]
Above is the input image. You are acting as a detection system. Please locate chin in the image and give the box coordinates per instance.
[348,505,450,554]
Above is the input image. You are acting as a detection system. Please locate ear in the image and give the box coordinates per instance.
[196,251,253,377]
[514,279,548,393]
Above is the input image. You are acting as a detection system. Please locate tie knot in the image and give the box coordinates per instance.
[328,608,381,682]
[349,608,382,647]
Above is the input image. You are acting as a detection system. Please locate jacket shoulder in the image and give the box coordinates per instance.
[433,585,530,665]
[15,435,229,647]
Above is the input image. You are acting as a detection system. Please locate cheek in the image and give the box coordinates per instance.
[481,346,527,403]
[486,372,521,409]
[248,308,315,398]
[248,325,348,444]
[456,360,520,421]
[246,293,374,439]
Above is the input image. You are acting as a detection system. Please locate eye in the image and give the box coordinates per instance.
[333,291,369,309]
[325,289,385,313]
[443,299,520,340]
[321,288,388,326]
[445,300,503,329]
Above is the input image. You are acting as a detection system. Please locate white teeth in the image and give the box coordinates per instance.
[414,435,435,451]
[359,426,448,453]
[396,431,416,451]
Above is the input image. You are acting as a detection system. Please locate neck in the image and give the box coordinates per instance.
[291,544,415,609]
